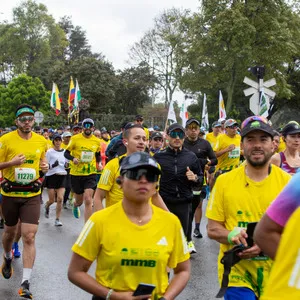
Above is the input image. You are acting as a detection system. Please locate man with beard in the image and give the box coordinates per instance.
[0,104,48,299]
[64,118,101,222]
[206,116,291,300]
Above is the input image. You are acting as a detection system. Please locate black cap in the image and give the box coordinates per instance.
[124,122,136,130]
[241,117,274,138]
[151,132,163,139]
[120,152,161,174]
[52,133,62,141]
[167,123,185,134]
[186,118,200,127]
[135,114,144,120]
[72,124,82,130]
[282,122,300,136]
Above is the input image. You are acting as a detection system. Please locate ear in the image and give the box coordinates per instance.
[123,139,128,146]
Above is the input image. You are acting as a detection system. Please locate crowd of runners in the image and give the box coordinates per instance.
[0,103,300,299]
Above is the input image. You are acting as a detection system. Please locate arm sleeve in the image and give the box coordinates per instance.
[64,150,75,161]
[266,172,300,227]
[95,151,101,163]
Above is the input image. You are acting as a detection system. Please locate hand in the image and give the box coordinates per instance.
[73,158,80,165]
[238,244,262,259]
[186,167,197,181]
[227,144,235,152]
[230,229,248,247]
[40,161,49,173]
[11,154,26,166]
[51,160,59,168]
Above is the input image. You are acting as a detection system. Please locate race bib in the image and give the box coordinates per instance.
[228,147,240,158]
[15,168,36,185]
[81,151,93,163]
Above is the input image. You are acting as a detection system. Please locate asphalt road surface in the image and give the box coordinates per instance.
[0,192,219,300]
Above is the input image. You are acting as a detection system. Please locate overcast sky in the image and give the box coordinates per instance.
[1,0,200,70]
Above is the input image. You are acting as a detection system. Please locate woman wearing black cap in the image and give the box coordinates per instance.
[270,122,300,175]
[68,152,190,300]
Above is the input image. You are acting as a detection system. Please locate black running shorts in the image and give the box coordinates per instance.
[71,174,97,195]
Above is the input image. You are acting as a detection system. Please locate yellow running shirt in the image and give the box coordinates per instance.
[206,165,291,297]
[66,133,101,176]
[72,201,190,299]
[0,131,48,197]
[261,207,300,300]
[206,132,219,149]
[213,133,241,171]
[97,155,126,207]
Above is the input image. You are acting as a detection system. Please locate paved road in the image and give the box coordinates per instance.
[0,192,219,300]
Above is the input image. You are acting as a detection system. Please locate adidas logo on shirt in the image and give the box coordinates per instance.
[157,236,168,246]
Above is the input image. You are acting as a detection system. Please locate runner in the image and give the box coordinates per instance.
[68,152,190,300]
[206,116,291,299]
[0,104,48,299]
[44,134,67,226]
[149,131,164,155]
[206,121,222,149]
[64,118,101,222]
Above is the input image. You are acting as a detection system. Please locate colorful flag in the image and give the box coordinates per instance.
[259,90,268,117]
[180,99,189,127]
[68,77,75,113]
[201,93,209,132]
[167,99,177,123]
[74,79,81,109]
[219,90,227,119]
[50,82,62,116]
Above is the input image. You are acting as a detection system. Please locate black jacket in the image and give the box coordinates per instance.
[154,147,203,204]
[183,138,218,173]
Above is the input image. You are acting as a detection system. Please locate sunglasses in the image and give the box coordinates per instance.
[169,131,185,139]
[241,116,268,129]
[227,125,238,129]
[187,124,200,130]
[18,116,34,123]
[124,168,159,182]
[153,138,163,142]
[136,119,143,123]
[83,123,93,129]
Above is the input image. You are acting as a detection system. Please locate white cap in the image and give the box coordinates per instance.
[218,118,226,123]
[62,131,72,138]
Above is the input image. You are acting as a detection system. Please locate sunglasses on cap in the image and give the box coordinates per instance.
[124,168,159,182]
[169,131,185,139]
[18,116,34,123]
[83,123,93,129]
[241,116,268,130]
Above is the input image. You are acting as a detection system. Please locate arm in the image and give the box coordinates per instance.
[39,157,49,174]
[214,145,234,158]
[94,188,106,211]
[0,154,26,170]
[163,260,190,300]
[152,192,169,211]
[254,214,283,260]
[207,219,231,244]
[270,153,281,167]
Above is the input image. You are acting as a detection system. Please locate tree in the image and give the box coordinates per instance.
[0,74,51,127]
[129,8,190,108]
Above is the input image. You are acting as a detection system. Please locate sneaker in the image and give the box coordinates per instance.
[0,219,4,229]
[63,203,68,209]
[55,219,63,227]
[193,228,203,239]
[73,206,80,219]
[187,241,197,254]
[1,255,13,279]
[44,205,49,218]
[12,242,21,258]
[18,280,33,299]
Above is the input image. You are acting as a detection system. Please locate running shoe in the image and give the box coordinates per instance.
[44,205,49,218]
[193,228,203,239]
[1,254,13,279]
[12,242,21,258]
[73,206,80,219]
[187,241,197,254]
[55,219,63,227]
[63,203,68,209]
[18,280,33,299]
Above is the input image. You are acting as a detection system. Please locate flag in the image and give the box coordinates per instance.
[74,79,81,109]
[259,90,268,117]
[167,99,177,123]
[68,77,75,113]
[219,90,227,119]
[201,93,209,132]
[50,82,62,116]
[180,99,189,127]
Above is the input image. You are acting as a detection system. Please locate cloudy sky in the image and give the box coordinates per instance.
[1,0,200,70]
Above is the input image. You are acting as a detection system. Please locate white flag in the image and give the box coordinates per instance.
[180,99,189,127]
[201,93,209,132]
[167,99,177,123]
[259,90,269,118]
[74,79,81,109]
[219,90,227,119]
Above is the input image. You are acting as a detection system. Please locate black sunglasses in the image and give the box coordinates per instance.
[18,116,34,123]
[124,168,159,182]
